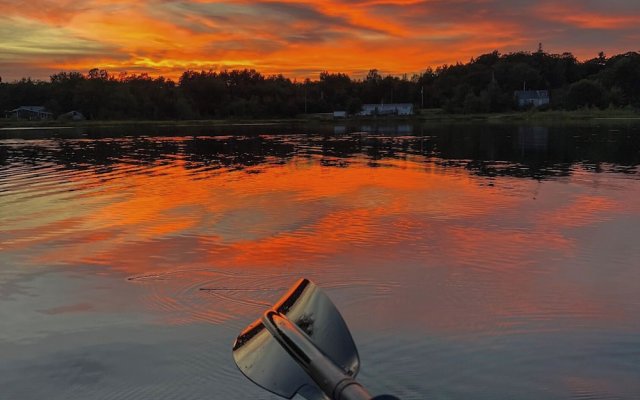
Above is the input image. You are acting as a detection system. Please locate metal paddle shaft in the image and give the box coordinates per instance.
[263,311,371,400]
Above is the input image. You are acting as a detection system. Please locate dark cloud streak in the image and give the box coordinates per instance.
[0,0,639,80]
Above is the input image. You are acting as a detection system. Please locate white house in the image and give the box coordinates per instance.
[514,90,550,108]
[358,103,414,116]
[333,111,347,119]
[6,106,53,120]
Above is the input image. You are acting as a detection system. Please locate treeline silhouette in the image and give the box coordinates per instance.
[1,49,640,119]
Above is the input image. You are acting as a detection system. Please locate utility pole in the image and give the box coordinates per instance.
[421,86,424,109]
[304,85,307,114]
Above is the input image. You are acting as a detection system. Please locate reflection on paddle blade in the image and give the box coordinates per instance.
[232,278,360,399]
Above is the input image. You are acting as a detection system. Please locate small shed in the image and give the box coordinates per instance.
[359,103,414,116]
[59,110,86,121]
[333,111,347,119]
[6,106,53,120]
[514,90,550,108]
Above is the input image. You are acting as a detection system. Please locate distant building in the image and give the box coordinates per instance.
[6,106,53,120]
[58,110,86,121]
[514,90,550,108]
[333,111,347,119]
[359,103,414,116]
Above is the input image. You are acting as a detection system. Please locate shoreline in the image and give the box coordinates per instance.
[2,109,640,130]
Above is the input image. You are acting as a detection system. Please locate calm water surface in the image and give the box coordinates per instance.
[1,123,640,399]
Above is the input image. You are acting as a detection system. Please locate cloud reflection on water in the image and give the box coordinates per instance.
[1,128,639,333]
[1,126,640,399]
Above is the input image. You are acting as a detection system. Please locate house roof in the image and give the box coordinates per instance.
[362,103,413,108]
[10,106,52,114]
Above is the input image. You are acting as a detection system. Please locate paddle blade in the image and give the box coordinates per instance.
[232,317,318,399]
[232,278,360,399]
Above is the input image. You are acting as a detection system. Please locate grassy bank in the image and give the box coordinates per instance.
[415,108,640,122]
[0,118,310,129]
[2,108,640,129]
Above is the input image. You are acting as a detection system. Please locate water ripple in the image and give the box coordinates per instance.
[2,129,640,399]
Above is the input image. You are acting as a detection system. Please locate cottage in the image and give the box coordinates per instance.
[6,106,53,120]
[514,90,550,108]
[358,103,414,116]
[59,110,86,121]
[333,111,347,119]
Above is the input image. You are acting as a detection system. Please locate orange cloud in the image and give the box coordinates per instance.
[535,3,640,30]
[1,0,639,80]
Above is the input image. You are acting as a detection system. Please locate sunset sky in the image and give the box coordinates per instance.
[1,0,639,81]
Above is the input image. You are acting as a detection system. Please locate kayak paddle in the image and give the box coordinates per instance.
[232,278,400,400]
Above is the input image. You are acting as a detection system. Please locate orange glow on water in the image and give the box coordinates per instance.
[3,132,640,400]
[17,158,518,272]
[3,145,637,331]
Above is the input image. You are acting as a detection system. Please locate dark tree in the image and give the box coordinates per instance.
[567,79,608,109]
[1,50,639,120]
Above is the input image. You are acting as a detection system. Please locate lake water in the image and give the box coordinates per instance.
[1,122,640,400]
